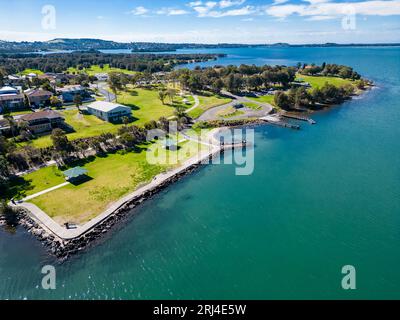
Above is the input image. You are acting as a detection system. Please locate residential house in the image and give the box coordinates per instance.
[0,86,24,112]
[57,85,88,103]
[87,101,132,123]
[25,89,53,108]
[20,110,65,134]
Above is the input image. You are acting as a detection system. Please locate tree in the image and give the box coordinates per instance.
[122,116,130,126]
[211,78,224,93]
[108,72,123,102]
[0,155,10,193]
[3,115,18,138]
[23,94,31,108]
[51,128,70,151]
[274,91,291,110]
[73,94,82,111]
[167,88,177,103]
[50,95,62,108]
[158,89,167,105]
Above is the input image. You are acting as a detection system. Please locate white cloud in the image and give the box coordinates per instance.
[219,0,246,8]
[188,1,203,7]
[157,8,190,15]
[273,0,290,4]
[266,1,400,19]
[129,6,149,16]
[189,0,256,18]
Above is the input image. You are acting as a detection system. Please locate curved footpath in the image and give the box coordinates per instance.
[197,90,273,122]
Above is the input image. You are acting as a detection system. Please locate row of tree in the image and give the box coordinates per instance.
[0,52,220,75]
[299,62,361,80]
[274,82,356,110]
[168,65,298,93]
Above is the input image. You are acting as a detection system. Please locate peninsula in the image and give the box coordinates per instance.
[0,52,372,258]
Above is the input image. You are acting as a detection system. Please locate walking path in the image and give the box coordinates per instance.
[197,91,274,122]
[185,95,200,114]
[21,182,70,202]
[11,129,243,241]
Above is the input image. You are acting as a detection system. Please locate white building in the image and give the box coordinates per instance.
[95,73,109,81]
[87,101,132,123]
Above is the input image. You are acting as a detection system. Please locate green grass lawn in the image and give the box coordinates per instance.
[217,106,245,118]
[296,74,354,89]
[25,109,124,148]
[67,64,137,76]
[26,140,206,224]
[248,95,276,107]
[18,69,44,76]
[7,166,65,200]
[187,93,232,119]
[242,102,262,110]
[116,87,192,125]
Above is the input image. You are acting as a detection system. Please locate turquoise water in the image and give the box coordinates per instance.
[1,47,400,299]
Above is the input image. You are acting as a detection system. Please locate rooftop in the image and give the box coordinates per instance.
[63,167,88,179]
[0,86,19,94]
[88,101,130,113]
[25,89,53,97]
[57,85,85,93]
[20,110,64,122]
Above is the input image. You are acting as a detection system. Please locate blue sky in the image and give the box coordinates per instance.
[1,0,399,43]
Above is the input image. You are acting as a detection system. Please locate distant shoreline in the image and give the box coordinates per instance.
[1,38,400,54]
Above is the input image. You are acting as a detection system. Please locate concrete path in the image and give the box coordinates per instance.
[197,91,274,122]
[185,95,200,114]
[21,182,70,201]
[12,129,238,241]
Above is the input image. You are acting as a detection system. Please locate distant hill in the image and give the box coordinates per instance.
[0,38,398,53]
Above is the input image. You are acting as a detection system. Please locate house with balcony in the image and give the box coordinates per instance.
[0,86,24,113]
[87,101,132,123]
[20,110,65,134]
[25,89,53,108]
[57,85,89,103]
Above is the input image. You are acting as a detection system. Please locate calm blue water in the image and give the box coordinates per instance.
[1,46,399,299]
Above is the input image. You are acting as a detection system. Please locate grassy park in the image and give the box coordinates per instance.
[18,69,44,76]
[248,95,276,107]
[116,87,194,125]
[23,109,125,148]
[67,64,137,76]
[18,139,207,224]
[296,74,354,89]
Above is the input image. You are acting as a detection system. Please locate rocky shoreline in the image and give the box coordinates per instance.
[4,151,223,261]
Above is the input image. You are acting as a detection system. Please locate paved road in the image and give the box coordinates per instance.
[97,83,116,102]
[197,91,274,122]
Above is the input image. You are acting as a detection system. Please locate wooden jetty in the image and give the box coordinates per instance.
[282,114,316,125]
[260,116,300,130]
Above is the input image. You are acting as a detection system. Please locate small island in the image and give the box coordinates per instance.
[0,52,372,259]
